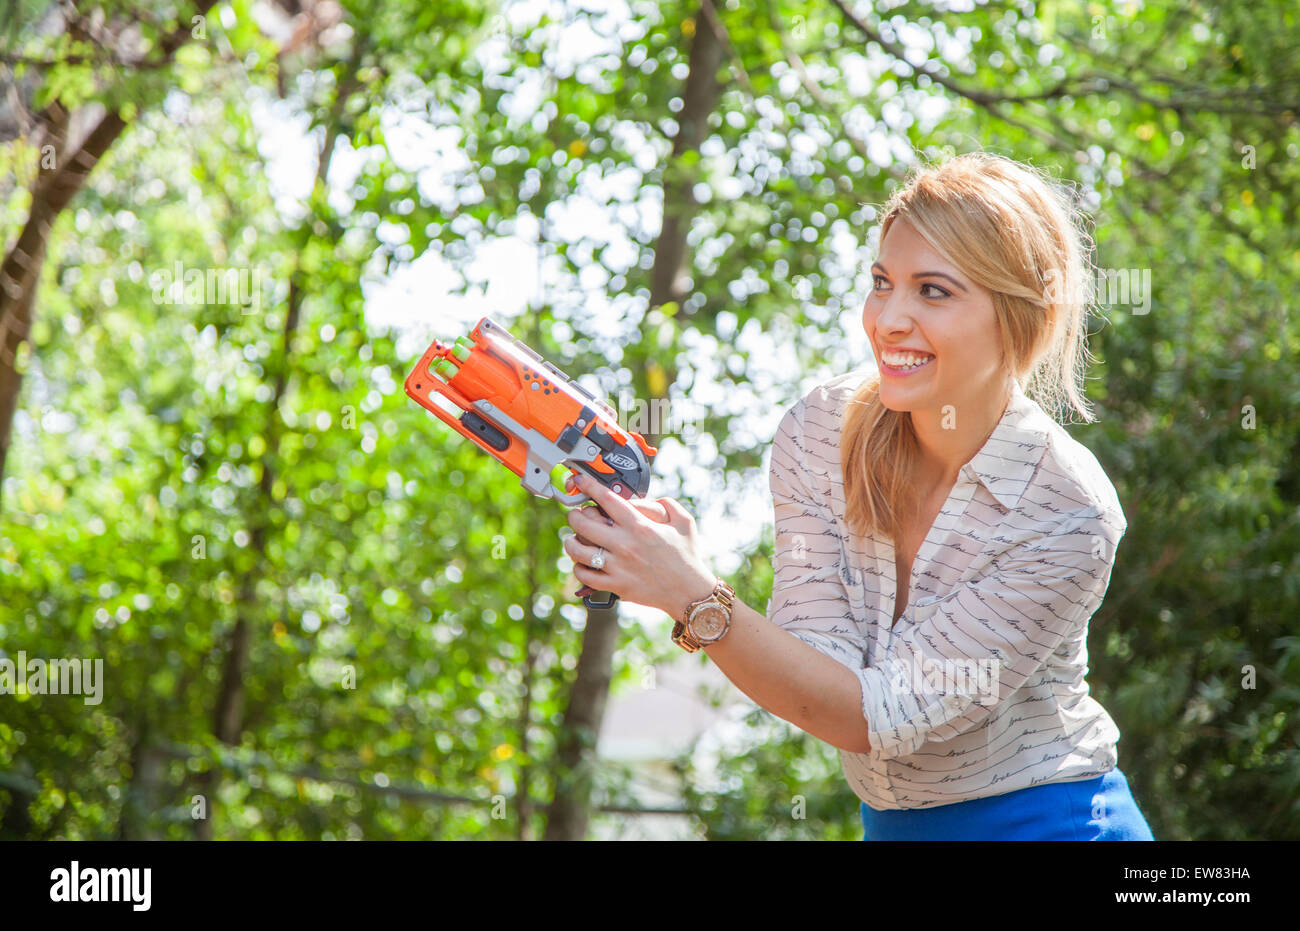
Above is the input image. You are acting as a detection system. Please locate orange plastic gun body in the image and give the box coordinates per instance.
[404,316,658,609]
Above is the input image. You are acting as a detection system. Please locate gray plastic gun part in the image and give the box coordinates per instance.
[473,399,604,506]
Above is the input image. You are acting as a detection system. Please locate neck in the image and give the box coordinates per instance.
[908,378,1014,488]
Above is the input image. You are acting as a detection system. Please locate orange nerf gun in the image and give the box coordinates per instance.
[404,316,658,609]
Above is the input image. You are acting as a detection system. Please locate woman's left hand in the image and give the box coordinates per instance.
[561,472,717,617]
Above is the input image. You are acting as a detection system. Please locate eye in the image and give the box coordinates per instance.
[919,282,952,299]
[871,274,891,291]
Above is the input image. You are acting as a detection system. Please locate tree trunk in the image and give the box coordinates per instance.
[541,2,724,841]
[648,6,724,316]
[194,284,300,839]
[0,107,125,499]
[117,726,165,840]
[540,603,621,840]
[0,0,220,509]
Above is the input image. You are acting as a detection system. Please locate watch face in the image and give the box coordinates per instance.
[691,605,727,640]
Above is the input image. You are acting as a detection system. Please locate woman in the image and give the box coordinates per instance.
[562,152,1155,841]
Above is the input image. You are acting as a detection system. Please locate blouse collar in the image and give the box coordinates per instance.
[962,380,1055,510]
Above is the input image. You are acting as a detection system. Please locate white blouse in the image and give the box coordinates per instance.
[766,370,1125,810]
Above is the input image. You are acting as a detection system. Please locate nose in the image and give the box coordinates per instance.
[871,288,914,337]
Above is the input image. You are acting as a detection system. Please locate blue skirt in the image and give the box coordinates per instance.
[860,768,1155,841]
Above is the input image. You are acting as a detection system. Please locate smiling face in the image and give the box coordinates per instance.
[864,217,1008,416]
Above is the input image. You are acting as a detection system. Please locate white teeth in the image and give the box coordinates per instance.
[882,351,934,369]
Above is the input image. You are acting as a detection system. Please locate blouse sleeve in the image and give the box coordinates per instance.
[766,399,869,669]
[854,506,1125,761]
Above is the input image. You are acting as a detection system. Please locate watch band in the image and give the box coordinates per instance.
[671,619,703,653]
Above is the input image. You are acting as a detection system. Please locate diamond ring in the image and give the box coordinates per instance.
[591,547,606,571]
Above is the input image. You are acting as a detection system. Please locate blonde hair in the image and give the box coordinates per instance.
[841,151,1098,543]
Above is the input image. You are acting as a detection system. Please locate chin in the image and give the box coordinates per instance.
[877,385,928,413]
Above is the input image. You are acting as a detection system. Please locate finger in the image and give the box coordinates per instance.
[564,471,612,507]
[562,533,605,569]
[572,560,615,593]
[560,528,597,550]
[567,504,622,550]
[657,497,696,535]
[573,502,613,529]
[628,498,670,524]
[570,472,643,527]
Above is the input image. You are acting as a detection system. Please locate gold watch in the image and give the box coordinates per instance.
[671,579,736,653]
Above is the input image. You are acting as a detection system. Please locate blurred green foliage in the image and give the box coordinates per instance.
[1,0,1297,839]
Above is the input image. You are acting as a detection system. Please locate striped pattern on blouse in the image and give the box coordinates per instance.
[766,370,1125,810]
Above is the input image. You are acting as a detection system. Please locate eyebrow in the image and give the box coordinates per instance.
[871,262,968,293]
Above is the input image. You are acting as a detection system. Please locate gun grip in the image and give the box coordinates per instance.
[577,585,619,610]
[571,497,620,610]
